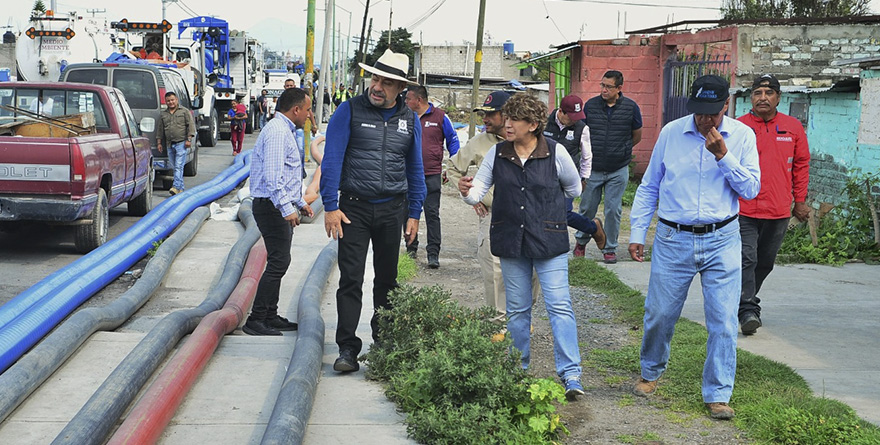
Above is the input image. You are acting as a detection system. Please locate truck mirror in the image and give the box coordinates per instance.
[140,117,156,133]
[192,96,203,109]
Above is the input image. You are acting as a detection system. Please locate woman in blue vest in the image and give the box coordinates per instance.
[458,93,585,399]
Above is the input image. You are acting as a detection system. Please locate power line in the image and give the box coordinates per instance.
[554,0,719,11]
[176,0,200,17]
[542,0,569,42]
[405,0,447,30]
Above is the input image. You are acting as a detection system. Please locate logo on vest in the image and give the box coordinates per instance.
[360,123,376,128]
[777,136,793,142]
[397,119,409,134]
[566,130,575,141]
[425,121,439,128]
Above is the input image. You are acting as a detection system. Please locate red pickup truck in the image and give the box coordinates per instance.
[0,82,152,252]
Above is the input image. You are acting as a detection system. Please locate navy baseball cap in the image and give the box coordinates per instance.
[474,91,511,112]
[752,74,781,92]
[686,75,730,115]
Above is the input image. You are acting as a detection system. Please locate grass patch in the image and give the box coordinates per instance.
[397,253,418,282]
[569,257,880,444]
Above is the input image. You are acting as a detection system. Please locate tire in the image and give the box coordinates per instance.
[184,146,198,177]
[128,167,153,216]
[199,109,218,147]
[75,188,109,253]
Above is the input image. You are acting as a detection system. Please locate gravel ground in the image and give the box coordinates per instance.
[407,185,748,444]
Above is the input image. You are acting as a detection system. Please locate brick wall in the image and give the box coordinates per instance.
[569,37,662,175]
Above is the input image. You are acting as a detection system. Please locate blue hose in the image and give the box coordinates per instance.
[0,153,252,373]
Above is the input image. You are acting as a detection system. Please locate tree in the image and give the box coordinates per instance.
[32,0,46,13]
[721,0,871,19]
[349,27,415,77]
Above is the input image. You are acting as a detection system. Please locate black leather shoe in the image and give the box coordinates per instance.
[740,313,762,335]
[266,315,298,331]
[333,349,359,372]
[242,319,282,336]
[427,254,440,269]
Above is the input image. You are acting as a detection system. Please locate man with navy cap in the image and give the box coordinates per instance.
[737,74,810,336]
[627,75,760,420]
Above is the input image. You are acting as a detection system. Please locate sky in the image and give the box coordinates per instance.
[5,0,880,58]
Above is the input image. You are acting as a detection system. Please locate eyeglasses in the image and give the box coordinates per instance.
[599,83,618,90]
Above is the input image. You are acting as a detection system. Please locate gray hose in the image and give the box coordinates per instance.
[0,207,212,423]
[52,199,260,445]
[261,240,338,445]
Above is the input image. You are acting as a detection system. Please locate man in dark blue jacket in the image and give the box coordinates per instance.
[575,70,643,264]
[320,50,426,373]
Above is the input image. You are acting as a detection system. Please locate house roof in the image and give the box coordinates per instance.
[523,44,579,64]
[730,78,861,95]
[626,14,880,35]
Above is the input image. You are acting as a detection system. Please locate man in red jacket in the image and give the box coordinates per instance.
[737,74,811,335]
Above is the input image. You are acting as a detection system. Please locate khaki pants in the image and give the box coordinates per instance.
[478,212,539,314]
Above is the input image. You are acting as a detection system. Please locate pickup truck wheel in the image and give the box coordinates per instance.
[183,146,198,177]
[199,109,218,147]
[75,188,109,253]
[128,168,153,216]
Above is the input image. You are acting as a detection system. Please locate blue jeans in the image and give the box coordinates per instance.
[640,219,741,403]
[167,141,187,191]
[260,112,267,130]
[500,253,582,380]
[576,164,629,253]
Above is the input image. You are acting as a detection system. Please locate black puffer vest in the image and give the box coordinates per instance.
[490,135,569,259]
[584,94,637,172]
[340,93,416,198]
[543,108,587,173]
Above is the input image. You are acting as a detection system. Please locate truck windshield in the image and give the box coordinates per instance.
[0,88,110,131]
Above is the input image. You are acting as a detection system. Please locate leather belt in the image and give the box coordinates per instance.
[658,215,737,234]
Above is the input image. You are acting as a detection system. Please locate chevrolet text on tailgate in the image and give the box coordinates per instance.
[0,82,153,252]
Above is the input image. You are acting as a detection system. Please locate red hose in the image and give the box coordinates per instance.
[107,239,267,445]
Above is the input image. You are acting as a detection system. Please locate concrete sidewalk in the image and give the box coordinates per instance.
[606,260,880,425]
[304,246,415,444]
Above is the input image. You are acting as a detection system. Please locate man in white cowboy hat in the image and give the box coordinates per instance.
[320,49,427,373]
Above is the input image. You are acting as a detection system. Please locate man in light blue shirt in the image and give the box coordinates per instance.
[628,75,760,421]
[246,87,315,336]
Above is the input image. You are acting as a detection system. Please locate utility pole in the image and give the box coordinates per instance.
[161,0,177,59]
[304,0,316,159]
[352,0,371,95]
[388,0,393,46]
[315,0,333,127]
[469,0,487,139]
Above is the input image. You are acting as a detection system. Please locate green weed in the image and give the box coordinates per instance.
[366,285,569,444]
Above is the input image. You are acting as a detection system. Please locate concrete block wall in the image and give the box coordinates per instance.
[418,45,506,79]
[571,37,662,175]
[736,24,880,88]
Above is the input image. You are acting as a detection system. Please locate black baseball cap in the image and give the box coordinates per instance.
[752,74,781,92]
[686,75,730,115]
[474,91,511,112]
